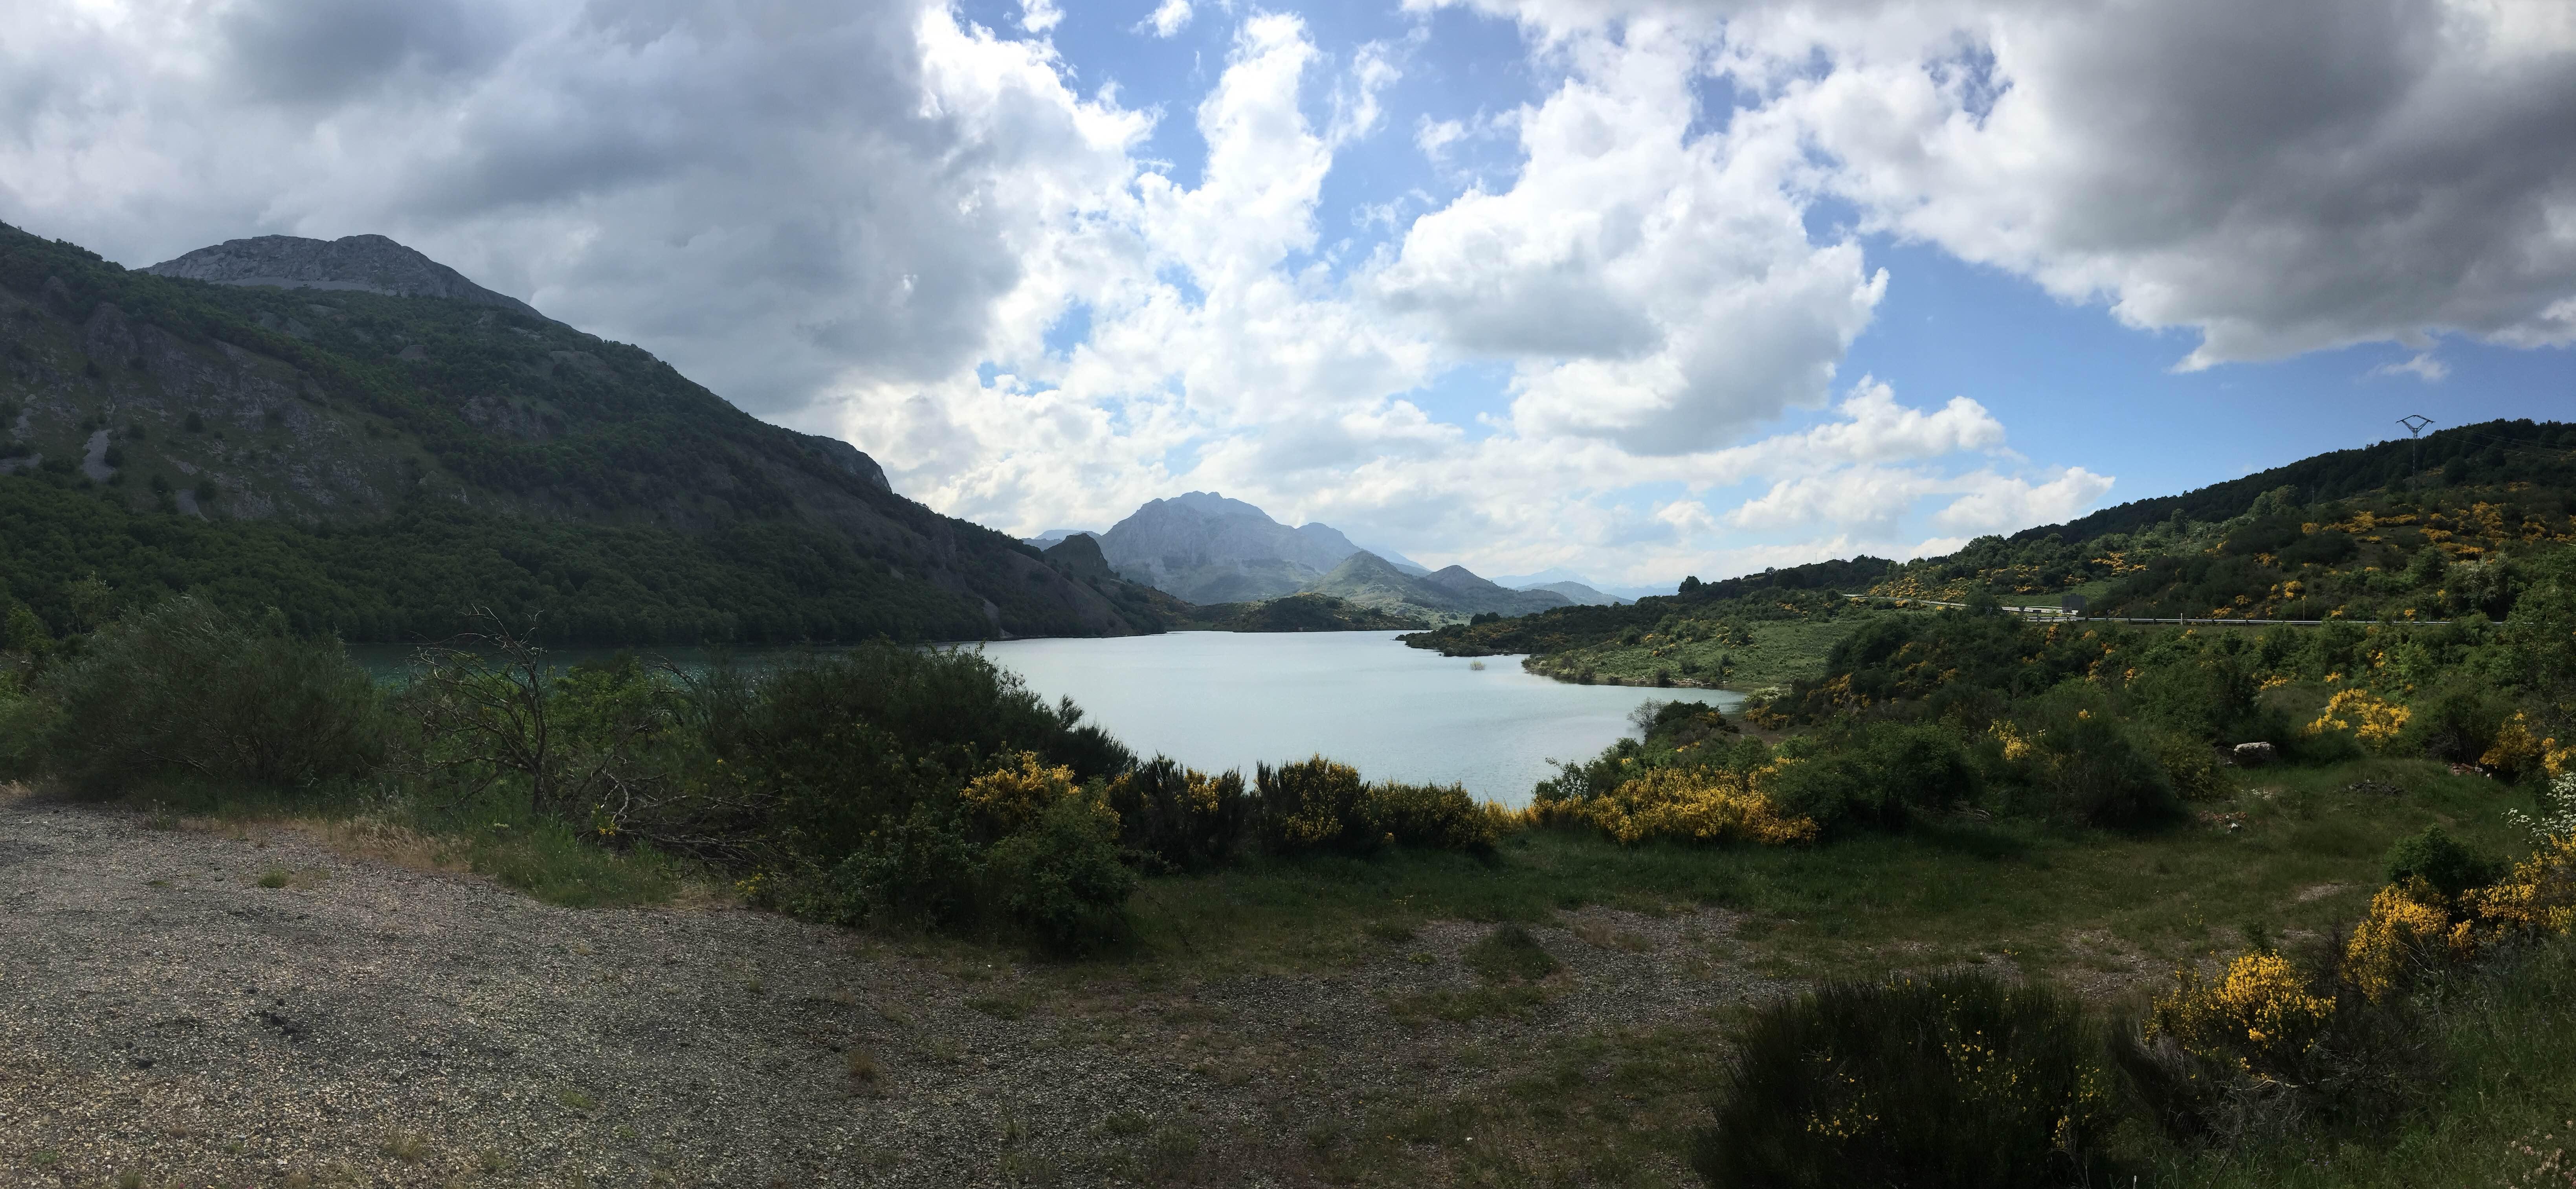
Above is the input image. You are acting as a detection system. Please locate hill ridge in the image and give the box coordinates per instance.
[0,221,1161,644]
[145,234,547,323]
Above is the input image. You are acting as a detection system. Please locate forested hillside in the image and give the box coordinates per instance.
[0,224,1168,644]
[1404,420,2576,688]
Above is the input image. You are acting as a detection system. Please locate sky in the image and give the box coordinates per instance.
[4,0,2572,587]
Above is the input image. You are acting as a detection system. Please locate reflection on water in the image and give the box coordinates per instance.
[348,631,1740,806]
[974,631,1740,807]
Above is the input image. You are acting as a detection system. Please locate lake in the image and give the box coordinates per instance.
[973,631,1741,806]
[351,631,1740,806]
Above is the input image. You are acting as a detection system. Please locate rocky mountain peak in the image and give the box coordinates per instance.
[1160,490,1272,520]
[144,233,545,321]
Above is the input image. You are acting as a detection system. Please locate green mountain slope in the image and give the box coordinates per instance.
[0,224,1169,644]
[1303,550,1567,625]
[1404,420,2576,687]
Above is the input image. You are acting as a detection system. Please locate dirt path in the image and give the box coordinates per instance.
[0,791,1772,1188]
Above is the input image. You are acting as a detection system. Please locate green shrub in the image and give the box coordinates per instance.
[1361,780,1503,854]
[1769,721,1976,831]
[2142,728,2226,802]
[1998,691,2182,828]
[2383,826,2503,900]
[1693,971,2116,1189]
[0,676,53,778]
[820,802,982,930]
[3,601,50,656]
[2128,654,2260,742]
[35,600,384,793]
[2115,942,2432,1146]
[984,793,1136,954]
[1254,756,1371,855]
[2400,686,2511,766]
[706,644,1133,866]
[1108,757,1249,872]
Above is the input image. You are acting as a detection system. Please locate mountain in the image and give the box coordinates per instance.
[1492,567,1663,601]
[1303,551,1569,624]
[1520,580,1627,606]
[145,235,548,323]
[1182,592,1428,631]
[1097,492,1354,602]
[1094,491,1452,601]
[1023,528,1099,550]
[0,223,1165,644]
[1298,521,1430,574]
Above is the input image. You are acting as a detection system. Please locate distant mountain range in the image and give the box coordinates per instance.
[1061,492,1564,623]
[1488,567,1664,602]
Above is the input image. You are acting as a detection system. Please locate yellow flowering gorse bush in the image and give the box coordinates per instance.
[960,752,1091,839]
[2344,883,2473,1002]
[1533,762,1818,846]
[2307,688,2411,749]
[2343,825,2576,1002]
[2148,952,2337,1077]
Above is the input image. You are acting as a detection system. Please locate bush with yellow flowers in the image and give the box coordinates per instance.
[959,751,1086,840]
[2343,821,2576,1002]
[2460,833,2576,944]
[2146,952,2339,1078]
[2307,687,2411,749]
[1530,761,1819,846]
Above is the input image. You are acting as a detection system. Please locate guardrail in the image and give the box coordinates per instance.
[1838,594,2449,627]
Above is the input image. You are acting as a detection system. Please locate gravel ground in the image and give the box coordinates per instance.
[0,787,1772,1188]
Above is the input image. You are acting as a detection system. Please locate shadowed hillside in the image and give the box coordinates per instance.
[0,224,1170,644]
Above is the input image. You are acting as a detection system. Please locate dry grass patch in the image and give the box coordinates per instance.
[380,1131,427,1162]
[845,1047,884,1092]
[253,865,330,890]
[282,816,470,875]
[1569,918,1652,952]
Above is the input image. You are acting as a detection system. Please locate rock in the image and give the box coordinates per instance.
[2231,741,2277,767]
[144,233,549,323]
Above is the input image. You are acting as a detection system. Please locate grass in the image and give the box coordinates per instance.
[846,1048,885,1093]
[1463,923,1563,983]
[100,776,709,910]
[1306,1022,1731,1185]
[1526,616,1873,692]
[966,989,1038,1020]
[1113,757,2537,985]
[2150,939,2576,1188]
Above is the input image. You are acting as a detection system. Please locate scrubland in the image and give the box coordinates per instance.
[3,571,2574,1185]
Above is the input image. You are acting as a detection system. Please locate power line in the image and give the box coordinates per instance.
[2398,414,2432,494]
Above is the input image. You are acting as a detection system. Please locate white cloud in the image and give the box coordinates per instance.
[1143,0,1191,37]
[0,0,1151,416]
[2,0,2147,587]
[1727,466,1942,536]
[1415,116,1468,159]
[1766,0,2576,367]
[2369,352,2450,382]
[1929,467,2117,534]
[1373,21,1886,454]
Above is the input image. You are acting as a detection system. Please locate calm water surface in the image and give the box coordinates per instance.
[352,631,1739,806]
[974,631,1740,806]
